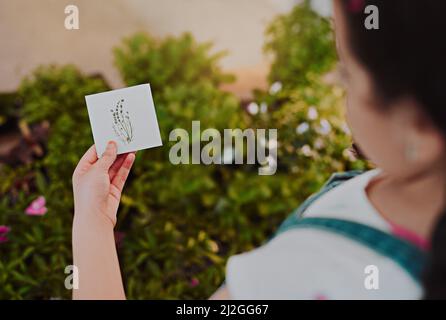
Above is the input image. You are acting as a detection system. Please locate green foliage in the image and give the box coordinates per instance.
[0,5,366,299]
[114,32,235,95]
[20,65,110,191]
[0,187,71,299]
[20,65,108,124]
[0,66,110,299]
[265,0,337,88]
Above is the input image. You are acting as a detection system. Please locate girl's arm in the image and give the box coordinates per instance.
[72,142,231,300]
[72,142,135,299]
[72,213,125,299]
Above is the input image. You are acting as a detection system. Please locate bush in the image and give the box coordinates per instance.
[0,4,366,299]
[264,0,337,88]
[0,66,109,299]
[114,32,235,95]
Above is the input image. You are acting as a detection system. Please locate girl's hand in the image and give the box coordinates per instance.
[72,141,135,227]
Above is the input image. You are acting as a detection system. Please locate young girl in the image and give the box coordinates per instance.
[72,0,446,299]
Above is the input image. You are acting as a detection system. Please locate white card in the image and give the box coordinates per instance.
[85,83,162,157]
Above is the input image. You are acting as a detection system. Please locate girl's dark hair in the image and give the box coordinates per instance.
[337,0,446,298]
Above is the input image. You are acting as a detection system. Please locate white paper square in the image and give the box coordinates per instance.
[85,83,162,157]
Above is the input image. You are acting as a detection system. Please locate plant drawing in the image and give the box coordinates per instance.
[111,99,134,144]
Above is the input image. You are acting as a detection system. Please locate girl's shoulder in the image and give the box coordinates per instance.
[225,169,423,299]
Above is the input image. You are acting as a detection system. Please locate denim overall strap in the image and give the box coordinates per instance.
[276,217,427,285]
[279,170,364,229]
[275,170,427,285]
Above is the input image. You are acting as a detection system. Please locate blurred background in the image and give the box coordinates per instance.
[0,0,368,299]
[0,0,301,97]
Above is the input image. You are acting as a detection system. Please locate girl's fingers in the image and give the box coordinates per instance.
[109,154,127,181]
[111,152,136,193]
[96,141,117,171]
[78,145,98,166]
[110,151,136,181]
[73,145,98,178]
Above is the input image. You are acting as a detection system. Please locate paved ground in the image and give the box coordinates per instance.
[0,0,298,98]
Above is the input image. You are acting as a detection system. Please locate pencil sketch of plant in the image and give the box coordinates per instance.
[110,99,133,144]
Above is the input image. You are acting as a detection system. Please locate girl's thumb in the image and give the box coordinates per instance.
[97,141,117,171]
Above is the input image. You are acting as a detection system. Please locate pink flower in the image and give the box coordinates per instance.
[25,196,48,216]
[0,225,11,243]
[190,277,200,288]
